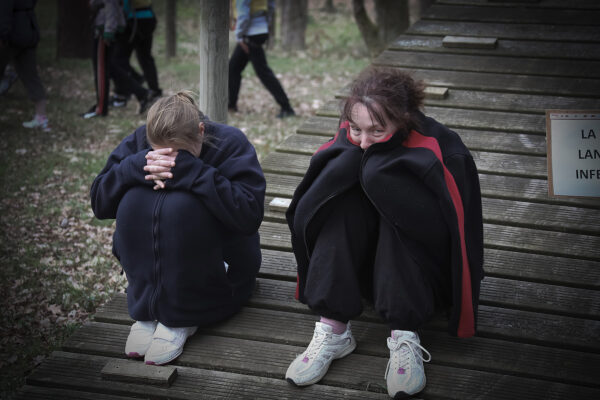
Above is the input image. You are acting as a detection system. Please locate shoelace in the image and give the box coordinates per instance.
[384,337,432,379]
[303,329,330,361]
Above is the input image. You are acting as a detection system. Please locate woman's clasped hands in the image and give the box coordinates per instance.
[144,148,178,190]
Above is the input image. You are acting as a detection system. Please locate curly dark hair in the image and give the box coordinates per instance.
[341,67,425,141]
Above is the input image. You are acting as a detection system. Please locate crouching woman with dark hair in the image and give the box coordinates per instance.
[90,92,266,365]
[284,68,484,398]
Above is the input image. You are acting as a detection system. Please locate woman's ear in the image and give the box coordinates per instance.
[198,122,205,137]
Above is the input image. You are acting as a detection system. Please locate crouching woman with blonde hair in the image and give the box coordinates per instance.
[91,92,266,365]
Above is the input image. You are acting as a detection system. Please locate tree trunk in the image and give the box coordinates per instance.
[352,0,410,57]
[375,0,409,47]
[280,0,308,51]
[165,0,176,58]
[56,0,92,58]
[198,0,229,123]
[352,0,380,56]
[322,0,336,13]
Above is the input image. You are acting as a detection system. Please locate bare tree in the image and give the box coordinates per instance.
[352,0,409,57]
[280,0,308,51]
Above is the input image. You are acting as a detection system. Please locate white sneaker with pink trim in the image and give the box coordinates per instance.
[144,322,197,365]
[125,320,157,358]
[385,330,431,398]
[285,321,356,386]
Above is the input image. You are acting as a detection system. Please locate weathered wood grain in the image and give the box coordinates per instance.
[64,321,600,389]
[407,19,600,41]
[259,220,600,260]
[422,4,600,25]
[375,49,600,78]
[442,35,498,49]
[101,359,177,387]
[28,351,388,399]
[390,35,600,61]
[15,386,134,400]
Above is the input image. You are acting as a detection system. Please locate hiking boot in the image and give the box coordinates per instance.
[276,107,296,119]
[125,320,157,357]
[22,115,50,132]
[144,322,197,365]
[385,330,431,399]
[285,321,356,386]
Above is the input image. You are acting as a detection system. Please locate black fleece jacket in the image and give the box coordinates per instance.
[286,113,484,337]
[91,123,266,327]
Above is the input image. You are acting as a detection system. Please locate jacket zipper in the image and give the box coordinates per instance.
[149,191,167,320]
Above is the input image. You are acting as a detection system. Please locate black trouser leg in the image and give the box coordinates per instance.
[110,45,148,102]
[134,17,160,92]
[303,185,379,323]
[112,30,135,97]
[228,43,249,109]
[12,46,46,102]
[246,34,291,110]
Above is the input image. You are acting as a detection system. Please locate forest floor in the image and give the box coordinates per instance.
[0,0,370,397]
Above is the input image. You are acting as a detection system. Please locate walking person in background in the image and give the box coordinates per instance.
[111,0,162,108]
[91,92,266,365]
[83,0,154,119]
[228,0,295,118]
[284,68,484,398]
[0,0,50,131]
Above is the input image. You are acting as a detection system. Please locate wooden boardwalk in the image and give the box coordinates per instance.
[18,1,600,398]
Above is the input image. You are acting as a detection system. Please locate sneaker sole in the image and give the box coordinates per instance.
[145,347,183,366]
[286,339,357,387]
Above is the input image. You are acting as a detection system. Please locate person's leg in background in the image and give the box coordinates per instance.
[228,42,250,112]
[246,34,295,118]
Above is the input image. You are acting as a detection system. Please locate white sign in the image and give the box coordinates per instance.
[546,110,600,198]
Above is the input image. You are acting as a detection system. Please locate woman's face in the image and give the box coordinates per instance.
[348,102,398,150]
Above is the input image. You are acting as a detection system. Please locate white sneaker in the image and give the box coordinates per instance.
[144,322,197,365]
[125,320,157,357]
[285,321,356,386]
[385,330,431,398]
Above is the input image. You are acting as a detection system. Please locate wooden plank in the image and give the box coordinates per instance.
[259,248,297,279]
[263,193,600,237]
[28,351,388,399]
[268,197,291,212]
[442,35,498,49]
[286,120,548,156]
[298,109,546,137]
[65,321,600,389]
[481,197,600,236]
[424,86,449,99]
[401,67,600,97]
[94,296,600,354]
[259,220,600,261]
[265,166,600,210]
[422,4,600,25]
[101,359,177,387]
[262,150,549,179]
[408,19,600,42]
[15,386,134,400]
[375,49,600,78]
[389,35,600,61]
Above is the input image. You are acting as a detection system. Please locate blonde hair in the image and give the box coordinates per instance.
[146,91,206,151]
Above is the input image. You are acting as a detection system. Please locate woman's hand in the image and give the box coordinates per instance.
[144,148,178,190]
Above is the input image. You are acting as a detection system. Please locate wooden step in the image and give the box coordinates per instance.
[27,351,388,399]
[293,115,548,155]
[408,19,600,41]
[64,320,600,389]
[262,150,548,179]
[259,220,600,261]
[390,35,600,61]
[375,49,600,78]
[422,4,600,25]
